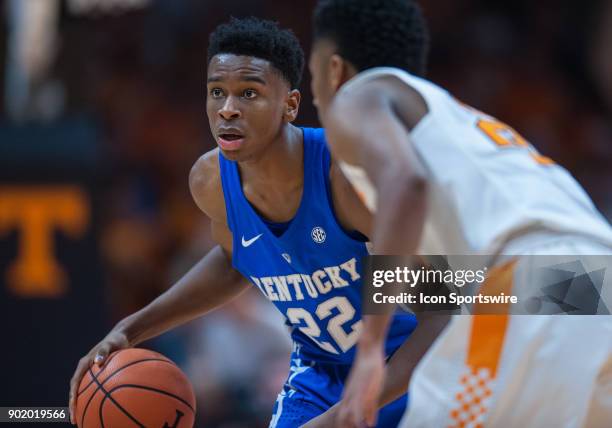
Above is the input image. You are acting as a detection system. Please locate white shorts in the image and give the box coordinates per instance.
[400,236,612,428]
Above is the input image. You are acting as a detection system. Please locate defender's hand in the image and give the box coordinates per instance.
[68,330,130,425]
[336,347,385,428]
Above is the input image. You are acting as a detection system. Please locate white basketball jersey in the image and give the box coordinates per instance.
[338,67,612,255]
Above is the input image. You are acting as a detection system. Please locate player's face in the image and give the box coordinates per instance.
[308,39,342,126]
[207,54,299,161]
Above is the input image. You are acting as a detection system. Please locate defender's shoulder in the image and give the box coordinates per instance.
[334,74,423,111]
[189,148,227,223]
[330,73,428,133]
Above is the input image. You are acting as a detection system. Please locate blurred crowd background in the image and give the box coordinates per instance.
[0,0,611,427]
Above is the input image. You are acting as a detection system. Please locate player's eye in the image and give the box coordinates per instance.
[243,89,257,99]
[210,88,224,98]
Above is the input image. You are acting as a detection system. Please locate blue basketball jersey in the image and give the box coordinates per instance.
[219,127,417,364]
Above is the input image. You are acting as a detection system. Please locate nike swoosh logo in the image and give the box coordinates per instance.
[241,233,263,247]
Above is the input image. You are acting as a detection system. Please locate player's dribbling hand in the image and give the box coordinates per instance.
[68,330,130,425]
[336,347,385,428]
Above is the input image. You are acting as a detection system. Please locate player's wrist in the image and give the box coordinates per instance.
[358,319,391,353]
[112,318,138,347]
[356,335,386,356]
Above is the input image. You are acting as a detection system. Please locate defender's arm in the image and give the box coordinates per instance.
[325,79,429,427]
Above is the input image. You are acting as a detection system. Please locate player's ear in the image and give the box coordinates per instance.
[284,89,301,122]
[329,54,358,92]
[329,54,348,92]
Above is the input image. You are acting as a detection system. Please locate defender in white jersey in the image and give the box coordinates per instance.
[307,1,612,427]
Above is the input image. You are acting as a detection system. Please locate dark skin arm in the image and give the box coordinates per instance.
[68,150,250,424]
[326,77,429,255]
[317,77,438,428]
[376,313,449,406]
[303,144,444,428]
[302,312,448,428]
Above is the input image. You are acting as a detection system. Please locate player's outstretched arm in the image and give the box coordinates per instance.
[106,150,250,350]
[324,79,429,427]
[68,244,249,423]
[69,150,250,424]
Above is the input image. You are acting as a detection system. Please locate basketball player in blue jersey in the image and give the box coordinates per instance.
[68,17,446,427]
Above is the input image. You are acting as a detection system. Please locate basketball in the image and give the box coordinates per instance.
[74,348,195,428]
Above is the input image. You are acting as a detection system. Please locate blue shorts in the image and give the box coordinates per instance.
[269,345,407,428]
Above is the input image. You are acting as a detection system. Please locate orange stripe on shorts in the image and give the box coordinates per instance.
[466,259,516,376]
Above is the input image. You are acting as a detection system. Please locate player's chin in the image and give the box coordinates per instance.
[218,146,248,162]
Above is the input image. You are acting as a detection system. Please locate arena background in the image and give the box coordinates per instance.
[0,0,611,427]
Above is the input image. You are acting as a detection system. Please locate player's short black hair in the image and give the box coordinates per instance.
[207,17,305,89]
[313,0,429,76]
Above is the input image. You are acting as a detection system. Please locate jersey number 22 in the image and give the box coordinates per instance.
[286,296,363,354]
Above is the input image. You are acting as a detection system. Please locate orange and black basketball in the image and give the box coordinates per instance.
[75,348,195,428]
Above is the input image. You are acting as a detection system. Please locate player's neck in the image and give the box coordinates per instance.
[238,124,303,187]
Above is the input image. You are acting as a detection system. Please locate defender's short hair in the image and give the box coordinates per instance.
[313,0,429,76]
[208,17,305,89]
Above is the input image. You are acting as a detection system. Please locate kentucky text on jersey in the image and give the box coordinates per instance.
[251,257,360,301]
